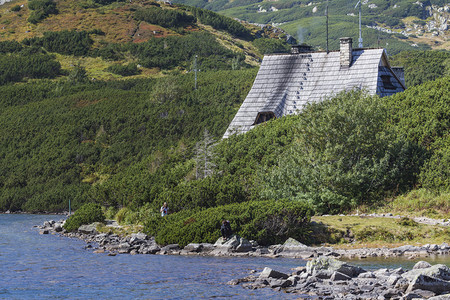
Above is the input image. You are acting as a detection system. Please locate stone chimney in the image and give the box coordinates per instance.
[340,37,353,69]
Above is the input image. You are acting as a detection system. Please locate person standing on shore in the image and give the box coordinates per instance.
[220,220,232,241]
[160,202,168,217]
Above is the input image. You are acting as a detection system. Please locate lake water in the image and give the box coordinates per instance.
[0,214,449,299]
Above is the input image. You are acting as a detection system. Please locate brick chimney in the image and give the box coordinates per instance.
[340,37,353,69]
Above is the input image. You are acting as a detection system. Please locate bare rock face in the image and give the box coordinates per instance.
[402,264,450,281]
[306,256,366,278]
[406,275,450,294]
[259,267,289,280]
[413,261,433,269]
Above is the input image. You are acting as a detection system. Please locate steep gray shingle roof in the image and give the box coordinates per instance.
[224,48,405,138]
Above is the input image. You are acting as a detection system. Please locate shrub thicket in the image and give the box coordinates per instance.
[144,200,313,247]
[134,7,196,29]
[63,203,105,232]
[23,30,93,56]
[253,38,291,54]
[28,0,58,24]
[260,90,425,214]
[107,63,140,76]
[184,6,252,39]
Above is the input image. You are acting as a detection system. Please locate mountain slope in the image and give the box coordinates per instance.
[171,0,449,54]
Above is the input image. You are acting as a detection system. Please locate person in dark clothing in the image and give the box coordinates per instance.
[221,220,232,240]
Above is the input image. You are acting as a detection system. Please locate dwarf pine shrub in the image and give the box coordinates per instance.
[63,203,105,232]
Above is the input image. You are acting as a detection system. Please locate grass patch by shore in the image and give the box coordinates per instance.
[370,189,450,219]
[311,215,449,248]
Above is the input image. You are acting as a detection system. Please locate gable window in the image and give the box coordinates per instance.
[254,112,276,125]
[381,75,396,90]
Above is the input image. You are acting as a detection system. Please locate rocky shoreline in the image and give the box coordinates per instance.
[37,219,450,298]
[229,256,450,299]
[37,219,450,260]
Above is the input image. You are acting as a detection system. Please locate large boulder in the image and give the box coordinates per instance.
[213,235,252,253]
[413,261,432,269]
[259,267,289,280]
[306,256,366,278]
[406,274,450,294]
[402,264,450,281]
[78,223,101,234]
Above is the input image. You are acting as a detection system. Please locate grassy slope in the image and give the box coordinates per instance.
[0,0,261,79]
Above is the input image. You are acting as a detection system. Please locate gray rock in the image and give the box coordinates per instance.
[406,274,450,294]
[330,271,351,281]
[235,238,252,252]
[160,244,180,252]
[78,223,100,234]
[39,230,49,234]
[411,289,437,298]
[358,272,376,278]
[402,264,450,281]
[118,242,131,254]
[306,256,366,278]
[428,294,450,300]
[147,245,160,254]
[283,237,307,247]
[413,261,432,269]
[440,243,449,250]
[183,243,203,253]
[54,223,63,232]
[259,267,289,280]
[387,274,401,286]
[392,245,423,253]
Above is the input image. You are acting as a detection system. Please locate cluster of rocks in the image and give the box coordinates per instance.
[229,256,450,299]
[37,220,450,260]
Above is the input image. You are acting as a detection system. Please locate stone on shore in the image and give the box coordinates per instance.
[306,256,366,278]
[402,264,450,281]
[413,260,432,269]
[406,275,450,294]
[78,223,101,234]
[259,267,289,280]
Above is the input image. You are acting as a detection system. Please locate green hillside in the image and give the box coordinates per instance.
[0,0,449,237]
[171,0,450,54]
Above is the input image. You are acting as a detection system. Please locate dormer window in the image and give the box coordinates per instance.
[381,75,396,90]
[254,112,276,125]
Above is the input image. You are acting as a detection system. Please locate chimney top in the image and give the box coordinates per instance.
[340,37,353,69]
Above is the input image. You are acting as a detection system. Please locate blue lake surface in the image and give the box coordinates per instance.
[0,214,449,299]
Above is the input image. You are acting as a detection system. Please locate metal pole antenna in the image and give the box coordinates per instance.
[326,0,329,53]
[355,0,363,48]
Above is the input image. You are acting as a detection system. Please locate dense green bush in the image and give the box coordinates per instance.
[184,6,252,39]
[0,41,23,53]
[28,0,58,24]
[261,90,425,213]
[23,30,93,56]
[11,5,21,12]
[0,53,61,84]
[134,7,196,29]
[390,51,450,87]
[63,203,105,232]
[253,38,290,54]
[107,63,140,76]
[144,200,313,247]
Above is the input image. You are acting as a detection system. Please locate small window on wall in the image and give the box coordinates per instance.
[381,75,396,90]
[254,112,276,125]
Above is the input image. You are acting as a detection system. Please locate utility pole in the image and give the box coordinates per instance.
[355,0,363,48]
[326,0,329,53]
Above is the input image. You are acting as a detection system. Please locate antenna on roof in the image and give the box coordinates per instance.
[326,0,329,53]
[355,0,363,48]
